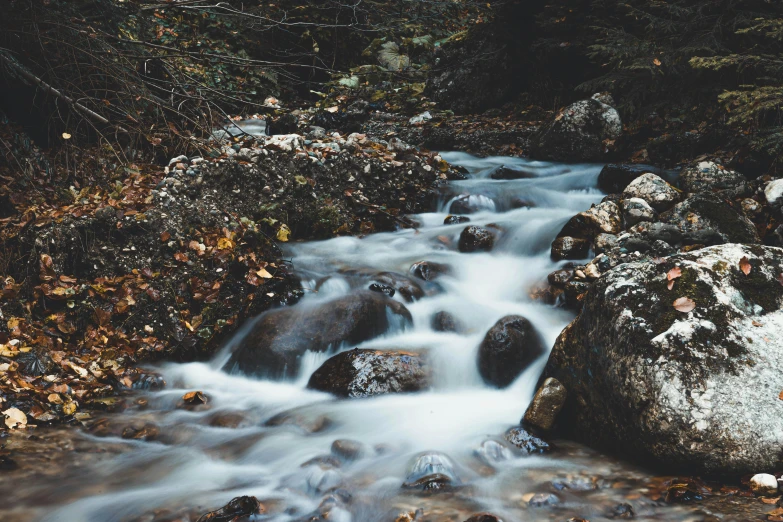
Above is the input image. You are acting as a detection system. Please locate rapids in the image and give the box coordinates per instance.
[17,153,729,521]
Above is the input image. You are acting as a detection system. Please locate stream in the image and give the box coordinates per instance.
[2,153,752,521]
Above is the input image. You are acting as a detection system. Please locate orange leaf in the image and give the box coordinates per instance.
[667,266,682,281]
[739,256,751,276]
[160,231,171,242]
[653,58,662,66]
[673,297,696,313]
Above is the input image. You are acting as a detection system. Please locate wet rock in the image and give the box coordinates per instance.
[306,465,343,494]
[431,311,463,333]
[368,272,425,302]
[206,411,246,429]
[331,439,366,462]
[410,261,450,281]
[749,473,778,496]
[307,348,430,398]
[403,451,460,491]
[551,237,590,261]
[504,426,551,454]
[531,97,623,162]
[490,166,534,180]
[594,233,619,254]
[622,198,657,227]
[478,315,545,388]
[464,514,503,522]
[664,480,707,503]
[265,412,332,433]
[474,439,513,467]
[177,390,209,411]
[196,496,262,522]
[543,244,783,474]
[547,269,573,286]
[558,201,622,240]
[224,291,412,377]
[459,226,495,253]
[607,503,635,519]
[449,194,496,215]
[551,475,598,492]
[444,215,470,225]
[529,493,560,507]
[622,173,679,212]
[679,161,746,194]
[522,377,567,431]
[301,455,342,469]
[369,283,395,297]
[563,280,590,310]
[598,164,668,193]
[660,194,761,244]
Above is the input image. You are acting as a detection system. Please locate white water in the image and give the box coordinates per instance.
[36,154,679,521]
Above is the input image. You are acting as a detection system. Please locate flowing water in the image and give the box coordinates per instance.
[3,153,754,521]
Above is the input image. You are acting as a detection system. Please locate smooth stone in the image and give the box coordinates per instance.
[477,315,545,388]
[522,377,567,431]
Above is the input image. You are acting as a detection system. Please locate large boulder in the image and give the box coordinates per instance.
[557,200,622,240]
[543,244,783,474]
[660,194,761,245]
[307,348,430,398]
[531,96,622,162]
[678,161,746,195]
[223,292,412,377]
[478,315,545,388]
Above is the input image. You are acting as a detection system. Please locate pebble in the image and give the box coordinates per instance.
[749,473,779,496]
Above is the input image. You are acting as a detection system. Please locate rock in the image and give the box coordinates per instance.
[444,215,470,225]
[563,280,590,310]
[529,493,560,507]
[195,496,262,522]
[477,315,545,388]
[504,427,551,454]
[621,198,657,227]
[660,194,761,244]
[369,283,395,297]
[749,474,779,496]
[645,222,684,245]
[598,164,669,193]
[522,377,567,431]
[607,503,635,519]
[459,226,495,253]
[409,111,432,125]
[449,194,496,215]
[558,201,622,239]
[403,451,460,491]
[268,113,299,135]
[265,412,332,433]
[410,261,450,281]
[543,244,783,474]
[551,237,590,261]
[331,439,366,462]
[431,311,463,333]
[307,348,430,398]
[765,179,783,210]
[594,233,619,254]
[474,440,512,467]
[489,166,535,180]
[369,272,425,302]
[531,97,622,162]
[464,514,503,522]
[679,161,746,194]
[224,292,412,377]
[547,269,573,286]
[622,173,679,212]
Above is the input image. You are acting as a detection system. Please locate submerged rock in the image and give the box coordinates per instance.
[195,496,262,522]
[431,311,463,333]
[410,261,450,281]
[543,244,783,474]
[403,451,460,491]
[223,291,411,377]
[531,96,622,162]
[477,315,545,388]
[459,226,495,253]
[449,194,496,215]
[474,439,513,467]
[307,348,430,398]
[444,215,470,225]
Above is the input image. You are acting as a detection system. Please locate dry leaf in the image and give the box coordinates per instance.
[779,390,783,401]
[3,407,27,429]
[667,266,682,281]
[63,402,77,416]
[62,132,71,140]
[653,58,662,66]
[48,393,63,404]
[217,237,234,250]
[673,297,696,313]
[739,256,751,276]
[276,224,291,242]
[257,268,273,279]
[667,280,675,290]
[160,231,171,242]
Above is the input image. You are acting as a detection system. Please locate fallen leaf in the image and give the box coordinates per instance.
[160,231,171,242]
[48,393,63,404]
[276,224,291,242]
[62,132,71,140]
[739,256,751,276]
[667,266,682,281]
[217,237,234,250]
[779,390,783,401]
[182,390,208,405]
[257,268,273,279]
[63,402,77,416]
[673,297,696,313]
[3,407,27,429]
[653,58,662,66]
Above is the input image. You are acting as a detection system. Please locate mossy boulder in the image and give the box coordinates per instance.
[543,244,783,475]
